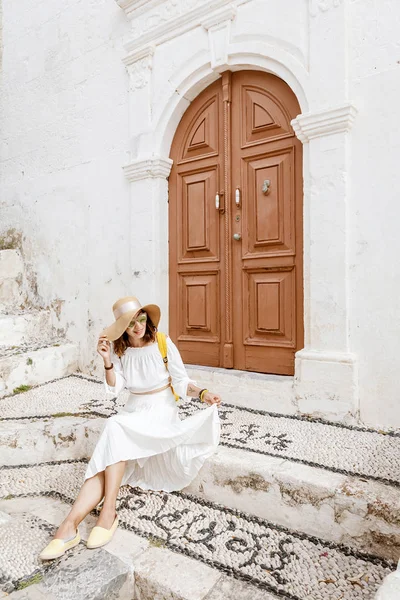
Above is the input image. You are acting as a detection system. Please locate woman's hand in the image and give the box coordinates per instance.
[202,391,222,407]
[97,335,111,364]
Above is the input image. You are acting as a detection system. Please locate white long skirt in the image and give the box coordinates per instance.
[85,388,221,492]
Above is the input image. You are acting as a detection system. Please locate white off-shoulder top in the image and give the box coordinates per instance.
[104,336,195,399]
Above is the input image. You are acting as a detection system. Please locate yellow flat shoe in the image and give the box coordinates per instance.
[86,516,118,549]
[39,530,80,560]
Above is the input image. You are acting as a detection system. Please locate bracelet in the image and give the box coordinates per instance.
[104,363,114,371]
[199,388,208,402]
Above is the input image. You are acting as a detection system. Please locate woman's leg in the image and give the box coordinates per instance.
[55,471,105,539]
[95,460,126,529]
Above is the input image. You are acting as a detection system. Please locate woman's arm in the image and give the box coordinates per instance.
[97,336,116,386]
[165,337,221,405]
[187,382,221,407]
[97,335,126,395]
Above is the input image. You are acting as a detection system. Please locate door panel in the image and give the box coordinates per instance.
[244,148,294,255]
[241,84,294,146]
[179,169,220,262]
[169,80,224,367]
[244,268,295,346]
[181,96,219,161]
[232,71,302,375]
[169,71,303,376]
[178,272,220,342]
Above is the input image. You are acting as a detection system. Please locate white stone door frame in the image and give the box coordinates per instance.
[116,0,359,421]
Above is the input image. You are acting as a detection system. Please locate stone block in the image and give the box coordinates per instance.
[104,527,150,565]
[0,416,103,466]
[40,547,134,600]
[184,445,400,561]
[0,280,25,312]
[133,547,221,600]
[0,510,12,525]
[0,250,25,311]
[375,563,400,599]
[9,584,56,599]
[204,575,277,600]
[0,250,24,281]
[0,343,79,397]
[185,365,296,415]
[0,310,54,347]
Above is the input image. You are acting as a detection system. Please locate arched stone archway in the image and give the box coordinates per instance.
[119,12,357,419]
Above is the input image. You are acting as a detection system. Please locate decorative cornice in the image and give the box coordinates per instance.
[121,0,252,55]
[296,349,356,365]
[115,0,137,11]
[122,46,154,90]
[201,4,237,30]
[309,0,343,18]
[122,45,154,68]
[123,157,173,182]
[291,104,357,143]
[116,0,164,19]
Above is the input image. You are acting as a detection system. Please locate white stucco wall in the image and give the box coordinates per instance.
[1,0,399,428]
[0,0,135,367]
[349,0,400,426]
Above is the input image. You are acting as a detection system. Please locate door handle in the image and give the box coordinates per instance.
[235,187,241,207]
[233,233,242,241]
[215,192,225,213]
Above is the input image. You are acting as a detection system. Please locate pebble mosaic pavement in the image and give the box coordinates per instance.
[0,461,395,599]
[1,375,400,486]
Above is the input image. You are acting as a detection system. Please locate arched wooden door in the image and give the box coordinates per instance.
[169,71,303,375]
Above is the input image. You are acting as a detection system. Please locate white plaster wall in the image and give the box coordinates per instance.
[1,0,400,428]
[349,0,400,427]
[0,0,137,369]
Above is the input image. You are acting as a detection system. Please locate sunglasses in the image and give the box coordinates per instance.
[128,312,147,328]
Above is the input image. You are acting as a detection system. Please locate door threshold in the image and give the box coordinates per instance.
[185,364,296,415]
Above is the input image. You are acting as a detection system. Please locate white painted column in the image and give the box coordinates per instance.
[289,0,360,420]
[122,44,173,328]
[122,159,172,329]
[292,105,358,420]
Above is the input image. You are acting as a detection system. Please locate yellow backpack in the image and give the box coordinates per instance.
[156,332,180,402]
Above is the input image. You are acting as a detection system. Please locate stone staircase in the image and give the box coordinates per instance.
[1,375,399,599]
[0,249,79,396]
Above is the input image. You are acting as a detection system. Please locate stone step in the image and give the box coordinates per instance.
[0,497,135,599]
[0,344,79,397]
[375,562,400,599]
[0,250,25,311]
[1,413,398,561]
[0,470,395,600]
[185,446,400,562]
[186,364,297,418]
[0,416,104,466]
[0,495,276,600]
[0,310,55,347]
[1,376,399,562]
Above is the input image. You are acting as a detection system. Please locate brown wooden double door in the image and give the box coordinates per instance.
[169,71,303,375]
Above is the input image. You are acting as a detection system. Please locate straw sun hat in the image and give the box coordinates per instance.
[101,296,161,342]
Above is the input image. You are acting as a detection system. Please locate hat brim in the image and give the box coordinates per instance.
[101,304,161,341]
